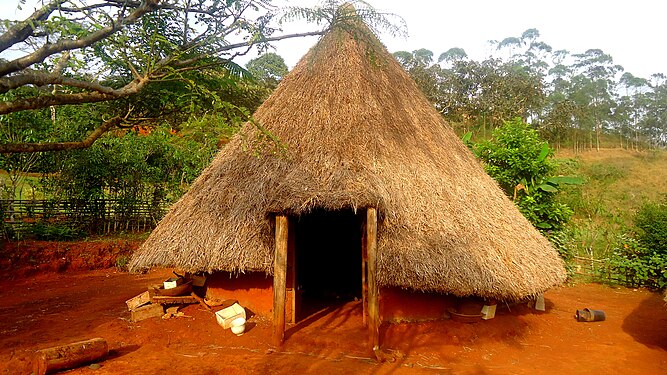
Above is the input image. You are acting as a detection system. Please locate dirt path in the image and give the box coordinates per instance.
[1,269,665,374]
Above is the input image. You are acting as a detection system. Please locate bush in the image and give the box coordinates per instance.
[116,255,130,272]
[634,199,667,255]
[608,200,667,289]
[472,118,580,232]
[609,235,667,289]
[30,222,85,241]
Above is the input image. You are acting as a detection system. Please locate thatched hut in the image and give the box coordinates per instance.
[130,9,565,346]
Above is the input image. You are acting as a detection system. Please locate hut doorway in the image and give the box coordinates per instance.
[291,209,363,322]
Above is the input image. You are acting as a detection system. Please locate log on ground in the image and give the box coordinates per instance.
[33,337,108,375]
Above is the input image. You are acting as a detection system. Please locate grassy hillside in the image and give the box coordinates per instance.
[555,148,667,272]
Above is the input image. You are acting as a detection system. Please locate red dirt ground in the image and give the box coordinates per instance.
[0,238,141,278]
[1,240,666,374]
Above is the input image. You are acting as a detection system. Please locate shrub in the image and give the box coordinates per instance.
[609,235,667,289]
[608,199,667,289]
[634,199,667,255]
[116,255,130,272]
[472,118,581,232]
[30,222,85,241]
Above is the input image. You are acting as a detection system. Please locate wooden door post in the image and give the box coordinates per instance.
[361,217,368,326]
[287,219,297,324]
[366,207,380,350]
[273,215,289,346]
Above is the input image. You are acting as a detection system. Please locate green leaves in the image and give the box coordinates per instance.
[461,131,473,146]
[609,233,667,290]
[245,53,288,88]
[44,124,218,202]
[472,118,579,233]
[280,0,407,38]
[546,176,584,185]
[536,143,549,162]
[634,199,667,256]
[537,176,585,193]
[537,183,558,193]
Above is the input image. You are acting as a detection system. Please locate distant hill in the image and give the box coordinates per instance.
[555,148,666,260]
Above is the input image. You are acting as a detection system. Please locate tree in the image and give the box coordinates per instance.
[394,46,545,135]
[437,47,467,65]
[491,28,552,77]
[280,0,406,40]
[610,200,667,289]
[437,58,544,133]
[393,48,433,69]
[0,0,406,154]
[0,0,329,153]
[393,49,441,104]
[570,49,623,151]
[246,52,288,89]
[540,49,576,148]
[639,74,667,148]
[618,72,650,149]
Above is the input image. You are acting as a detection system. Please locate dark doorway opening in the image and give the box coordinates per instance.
[294,209,363,320]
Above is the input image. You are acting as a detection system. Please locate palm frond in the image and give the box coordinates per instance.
[219,59,252,80]
[279,0,407,38]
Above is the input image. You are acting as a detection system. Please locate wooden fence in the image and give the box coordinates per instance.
[572,255,642,286]
[0,198,169,237]
[572,255,611,282]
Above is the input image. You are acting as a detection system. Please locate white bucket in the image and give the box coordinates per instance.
[230,317,246,335]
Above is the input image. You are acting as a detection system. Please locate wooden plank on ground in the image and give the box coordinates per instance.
[125,291,151,311]
[130,303,164,322]
[150,295,198,305]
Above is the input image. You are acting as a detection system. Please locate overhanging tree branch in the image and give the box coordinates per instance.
[0,0,159,77]
[0,76,149,114]
[0,1,375,155]
[0,0,66,53]
[0,116,122,153]
[215,30,324,54]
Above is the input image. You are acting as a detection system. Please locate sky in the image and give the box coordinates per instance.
[268,0,666,79]
[1,0,665,78]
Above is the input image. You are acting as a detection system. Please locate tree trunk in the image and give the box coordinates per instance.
[595,122,600,151]
[588,130,592,150]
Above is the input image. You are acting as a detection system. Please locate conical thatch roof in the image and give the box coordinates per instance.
[130,14,566,300]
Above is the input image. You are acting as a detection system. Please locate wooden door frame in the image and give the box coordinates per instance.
[365,207,380,350]
[273,215,289,346]
[272,208,379,350]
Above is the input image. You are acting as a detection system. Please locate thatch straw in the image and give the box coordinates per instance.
[130,16,566,300]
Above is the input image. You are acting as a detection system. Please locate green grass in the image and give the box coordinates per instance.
[0,172,47,200]
[556,148,667,270]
